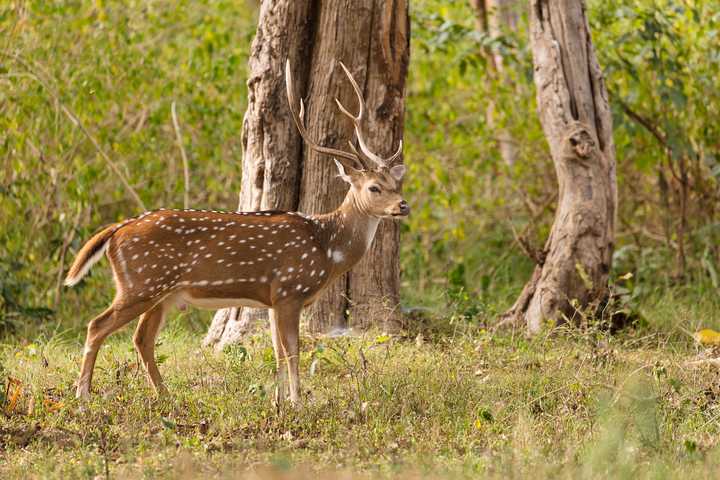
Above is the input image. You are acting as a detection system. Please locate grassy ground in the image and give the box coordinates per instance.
[2,291,720,479]
[3,1,720,478]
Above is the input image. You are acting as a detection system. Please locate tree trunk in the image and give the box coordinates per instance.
[501,0,616,334]
[347,4,408,329]
[203,0,313,349]
[297,0,410,333]
[204,0,409,348]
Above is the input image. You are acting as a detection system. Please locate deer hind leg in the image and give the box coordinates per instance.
[133,302,169,396]
[269,302,302,406]
[76,299,154,399]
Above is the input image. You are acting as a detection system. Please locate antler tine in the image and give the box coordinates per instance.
[336,61,404,169]
[335,62,365,123]
[347,140,362,158]
[385,140,403,165]
[285,60,364,170]
[336,62,385,168]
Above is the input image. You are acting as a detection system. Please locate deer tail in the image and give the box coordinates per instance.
[64,223,119,287]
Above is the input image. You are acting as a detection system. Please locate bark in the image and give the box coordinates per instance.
[204,0,313,349]
[501,0,616,333]
[342,0,409,331]
[204,0,409,348]
[299,0,409,333]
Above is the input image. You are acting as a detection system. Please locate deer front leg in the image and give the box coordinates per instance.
[269,302,302,406]
[133,303,169,397]
[269,308,288,404]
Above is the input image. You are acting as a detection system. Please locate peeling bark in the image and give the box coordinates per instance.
[501,0,616,333]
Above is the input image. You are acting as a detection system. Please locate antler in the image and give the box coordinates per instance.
[285,60,368,171]
[335,62,403,168]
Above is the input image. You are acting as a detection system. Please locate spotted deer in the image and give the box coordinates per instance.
[64,60,409,404]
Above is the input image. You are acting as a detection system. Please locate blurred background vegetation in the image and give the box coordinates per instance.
[1,0,719,337]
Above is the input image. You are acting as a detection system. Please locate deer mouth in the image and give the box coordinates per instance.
[385,210,410,219]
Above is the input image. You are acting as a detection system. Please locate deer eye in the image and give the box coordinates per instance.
[368,185,381,194]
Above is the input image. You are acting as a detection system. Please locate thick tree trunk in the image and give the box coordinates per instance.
[501,0,616,333]
[298,0,409,333]
[204,0,409,348]
[203,0,313,349]
[346,2,409,330]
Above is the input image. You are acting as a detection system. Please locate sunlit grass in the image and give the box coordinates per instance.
[2,297,720,478]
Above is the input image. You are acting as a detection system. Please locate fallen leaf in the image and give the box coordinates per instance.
[693,329,720,346]
[43,397,64,413]
[4,377,23,415]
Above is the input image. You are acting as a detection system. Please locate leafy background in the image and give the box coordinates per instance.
[3,2,720,478]
[1,0,719,336]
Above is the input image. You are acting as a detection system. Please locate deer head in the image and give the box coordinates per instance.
[285,60,410,220]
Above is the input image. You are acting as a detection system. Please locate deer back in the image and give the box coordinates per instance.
[106,209,335,307]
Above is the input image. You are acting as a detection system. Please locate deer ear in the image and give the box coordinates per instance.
[389,164,406,181]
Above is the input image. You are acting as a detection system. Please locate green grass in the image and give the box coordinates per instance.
[3,0,720,478]
[2,291,720,479]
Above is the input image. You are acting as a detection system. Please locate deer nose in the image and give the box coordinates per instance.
[399,200,410,215]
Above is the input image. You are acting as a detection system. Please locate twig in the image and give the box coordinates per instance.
[505,192,555,265]
[684,358,720,368]
[99,424,111,480]
[509,222,543,265]
[54,206,84,307]
[171,101,191,209]
[613,95,682,182]
[60,105,146,210]
[697,409,720,431]
[615,97,667,147]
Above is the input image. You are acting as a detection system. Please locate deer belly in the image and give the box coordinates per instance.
[179,293,269,310]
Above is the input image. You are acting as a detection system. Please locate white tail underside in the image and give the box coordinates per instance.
[63,241,110,287]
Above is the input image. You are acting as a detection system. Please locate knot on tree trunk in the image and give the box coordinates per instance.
[563,122,597,161]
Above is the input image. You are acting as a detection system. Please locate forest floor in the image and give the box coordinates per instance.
[2,293,720,479]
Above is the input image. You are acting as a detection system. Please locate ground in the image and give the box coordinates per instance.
[2,292,720,479]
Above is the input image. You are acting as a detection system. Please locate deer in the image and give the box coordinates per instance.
[64,60,409,405]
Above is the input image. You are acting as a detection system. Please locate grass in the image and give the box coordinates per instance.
[2,290,720,479]
[3,1,720,478]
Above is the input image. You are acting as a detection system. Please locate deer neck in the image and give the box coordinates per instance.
[311,194,380,275]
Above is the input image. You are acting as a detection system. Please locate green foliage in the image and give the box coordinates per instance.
[0,258,53,332]
[403,0,720,320]
[590,0,720,280]
[404,1,541,315]
[1,0,256,333]
[2,0,718,331]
